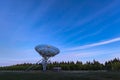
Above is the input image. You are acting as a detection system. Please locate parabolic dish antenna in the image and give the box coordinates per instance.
[26,44,60,71]
[35,44,60,71]
[35,44,60,58]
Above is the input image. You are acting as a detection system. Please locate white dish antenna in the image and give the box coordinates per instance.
[35,44,60,58]
[26,44,60,71]
[35,44,60,71]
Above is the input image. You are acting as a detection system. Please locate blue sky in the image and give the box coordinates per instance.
[0,0,120,66]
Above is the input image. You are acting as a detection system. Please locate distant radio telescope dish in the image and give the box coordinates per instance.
[35,44,60,71]
[35,44,60,58]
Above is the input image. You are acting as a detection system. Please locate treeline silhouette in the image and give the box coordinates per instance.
[0,58,120,71]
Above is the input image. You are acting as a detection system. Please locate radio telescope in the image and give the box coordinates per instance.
[34,44,60,71]
[25,44,60,71]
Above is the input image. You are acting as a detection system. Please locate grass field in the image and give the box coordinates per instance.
[0,71,120,80]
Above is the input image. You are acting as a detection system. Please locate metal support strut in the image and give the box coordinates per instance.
[25,57,50,71]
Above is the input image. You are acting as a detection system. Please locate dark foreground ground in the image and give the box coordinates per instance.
[0,71,120,80]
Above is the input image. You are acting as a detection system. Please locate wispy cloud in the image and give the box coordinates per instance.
[52,47,120,63]
[63,1,116,33]
[65,37,120,51]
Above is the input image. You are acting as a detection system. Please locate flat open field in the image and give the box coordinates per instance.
[0,71,120,80]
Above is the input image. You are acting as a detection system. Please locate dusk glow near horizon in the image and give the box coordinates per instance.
[0,0,120,66]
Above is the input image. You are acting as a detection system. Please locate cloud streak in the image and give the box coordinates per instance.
[66,37,120,51]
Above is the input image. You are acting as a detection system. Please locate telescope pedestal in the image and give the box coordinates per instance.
[41,57,49,71]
